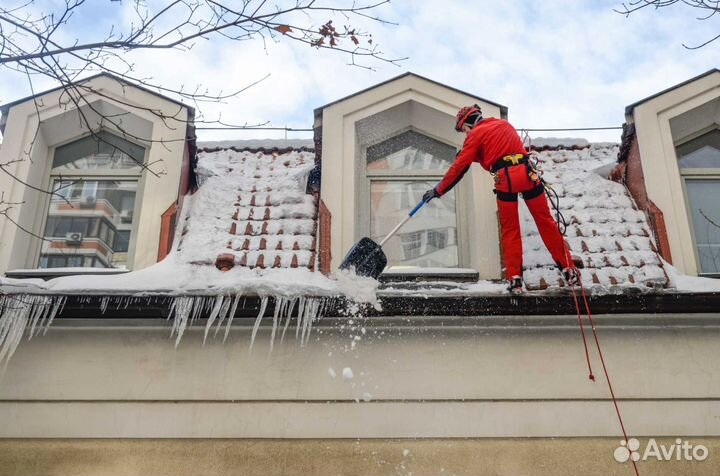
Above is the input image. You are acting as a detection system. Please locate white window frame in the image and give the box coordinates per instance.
[33,130,148,270]
[676,128,720,277]
[357,126,471,269]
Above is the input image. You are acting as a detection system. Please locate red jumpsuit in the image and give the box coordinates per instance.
[436,118,572,279]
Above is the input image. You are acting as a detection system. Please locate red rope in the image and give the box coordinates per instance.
[570,285,595,381]
[575,280,640,476]
[562,240,638,475]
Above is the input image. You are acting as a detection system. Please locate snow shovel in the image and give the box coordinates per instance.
[339,197,430,279]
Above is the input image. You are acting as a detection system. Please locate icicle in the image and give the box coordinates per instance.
[203,295,225,345]
[300,298,318,346]
[213,296,233,338]
[223,294,242,343]
[168,296,194,347]
[269,297,286,353]
[280,297,297,344]
[27,296,49,339]
[249,296,269,353]
[295,298,306,339]
[304,299,321,346]
[0,294,62,367]
[190,296,205,325]
[42,296,66,335]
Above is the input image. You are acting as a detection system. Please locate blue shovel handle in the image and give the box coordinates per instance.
[409,197,430,217]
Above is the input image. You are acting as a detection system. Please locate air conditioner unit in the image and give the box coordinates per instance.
[120,210,133,223]
[65,232,83,246]
[79,196,96,209]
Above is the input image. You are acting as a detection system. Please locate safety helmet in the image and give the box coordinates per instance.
[455,104,483,132]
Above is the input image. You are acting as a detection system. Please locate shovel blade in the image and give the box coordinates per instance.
[338,237,388,279]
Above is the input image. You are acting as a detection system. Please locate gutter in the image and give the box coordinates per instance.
[40,292,720,320]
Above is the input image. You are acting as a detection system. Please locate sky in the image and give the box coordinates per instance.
[1,0,719,143]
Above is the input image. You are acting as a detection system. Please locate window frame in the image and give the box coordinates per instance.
[357,126,471,269]
[33,130,149,270]
[676,128,720,277]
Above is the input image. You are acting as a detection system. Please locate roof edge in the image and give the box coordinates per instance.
[314,72,508,118]
[0,72,193,116]
[625,68,720,116]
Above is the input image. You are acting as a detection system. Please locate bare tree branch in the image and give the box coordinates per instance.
[0,0,402,253]
[616,0,720,48]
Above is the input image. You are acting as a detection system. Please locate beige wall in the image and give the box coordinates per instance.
[0,314,718,439]
[319,75,503,278]
[629,71,720,275]
[0,75,189,273]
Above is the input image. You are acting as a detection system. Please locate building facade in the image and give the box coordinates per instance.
[0,72,719,476]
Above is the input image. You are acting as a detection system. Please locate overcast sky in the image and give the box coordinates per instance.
[1,0,718,143]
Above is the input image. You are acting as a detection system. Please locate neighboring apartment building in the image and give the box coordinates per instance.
[0,71,718,476]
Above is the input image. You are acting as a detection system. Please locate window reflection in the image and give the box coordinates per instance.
[367,130,456,171]
[685,180,720,274]
[53,131,144,170]
[40,180,137,269]
[370,181,458,268]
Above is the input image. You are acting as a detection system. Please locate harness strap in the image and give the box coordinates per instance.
[494,190,518,202]
[522,184,544,200]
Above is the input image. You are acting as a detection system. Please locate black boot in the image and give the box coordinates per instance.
[506,276,523,295]
[562,267,580,286]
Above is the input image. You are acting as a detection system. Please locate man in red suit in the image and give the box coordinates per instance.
[423,105,580,294]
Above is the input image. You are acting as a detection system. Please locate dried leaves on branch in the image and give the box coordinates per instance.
[616,0,720,48]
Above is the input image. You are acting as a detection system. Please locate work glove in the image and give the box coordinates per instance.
[423,187,440,203]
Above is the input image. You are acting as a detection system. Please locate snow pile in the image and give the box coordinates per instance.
[663,260,720,293]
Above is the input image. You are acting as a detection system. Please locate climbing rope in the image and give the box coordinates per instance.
[573,279,640,476]
[524,127,639,475]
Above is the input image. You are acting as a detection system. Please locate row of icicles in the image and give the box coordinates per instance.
[0,294,330,367]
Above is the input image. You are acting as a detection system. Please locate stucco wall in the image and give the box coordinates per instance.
[0,314,718,438]
[0,75,189,273]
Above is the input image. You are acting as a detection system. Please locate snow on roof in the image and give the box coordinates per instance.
[521,144,668,292]
[186,147,318,270]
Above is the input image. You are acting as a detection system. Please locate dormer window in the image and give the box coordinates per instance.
[38,132,145,270]
[362,130,462,269]
[677,129,720,276]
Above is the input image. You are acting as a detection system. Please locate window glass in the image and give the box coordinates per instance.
[370,181,458,268]
[53,131,145,170]
[677,129,720,169]
[367,130,456,171]
[40,179,137,269]
[685,179,720,274]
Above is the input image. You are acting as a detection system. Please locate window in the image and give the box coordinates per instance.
[364,130,460,269]
[39,132,144,270]
[677,129,720,276]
